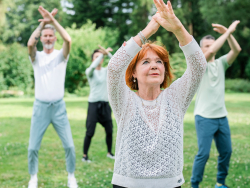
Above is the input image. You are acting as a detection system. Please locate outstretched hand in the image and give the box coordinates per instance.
[38,6,58,24]
[212,24,227,34]
[227,20,240,34]
[98,45,113,55]
[153,0,183,33]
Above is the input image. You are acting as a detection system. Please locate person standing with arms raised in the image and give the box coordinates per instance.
[82,45,115,162]
[107,0,207,187]
[27,6,77,188]
[191,21,241,188]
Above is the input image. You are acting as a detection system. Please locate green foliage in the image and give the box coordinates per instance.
[0,0,7,33]
[0,43,33,91]
[1,0,250,91]
[74,86,90,97]
[1,0,66,49]
[245,58,250,79]
[55,20,119,93]
[199,0,250,79]
[170,53,187,80]
[225,79,250,93]
[68,0,134,46]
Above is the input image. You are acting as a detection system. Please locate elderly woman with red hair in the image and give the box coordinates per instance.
[107,0,207,188]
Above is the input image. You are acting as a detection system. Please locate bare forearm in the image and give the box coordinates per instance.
[52,18,71,43]
[133,28,155,47]
[51,18,71,57]
[28,22,44,61]
[226,34,241,65]
[173,26,192,46]
[227,34,241,52]
[205,31,230,57]
[27,22,44,47]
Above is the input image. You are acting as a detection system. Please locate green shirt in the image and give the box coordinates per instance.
[194,55,229,118]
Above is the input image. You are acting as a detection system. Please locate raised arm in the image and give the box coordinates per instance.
[85,54,104,77]
[27,9,57,62]
[212,22,241,65]
[86,46,113,77]
[226,34,241,65]
[153,0,192,46]
[205,21,240,62]
[107,19,159,122]
[27,22,45,62]
[153,0,207,113]
[38,6,71,59]
[98,45,113,58]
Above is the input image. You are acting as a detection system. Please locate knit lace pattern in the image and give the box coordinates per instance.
[107,37,207,187]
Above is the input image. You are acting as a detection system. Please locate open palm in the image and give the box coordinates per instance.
[228,20,240,34]
[98,45,113,55]
[153,0,182,33]
[38,6,57,24]
[212,24,227,34]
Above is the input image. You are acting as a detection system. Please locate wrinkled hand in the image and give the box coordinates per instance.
[227,20,240,34]
[98,45,113,55]
[38,6,58,24]
[153,0,183,33]
[212,23,227,34]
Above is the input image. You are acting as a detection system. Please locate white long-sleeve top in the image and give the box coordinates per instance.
[107,37,207,188]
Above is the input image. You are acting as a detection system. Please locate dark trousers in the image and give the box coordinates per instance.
[83,101,113,155]
[113,185,181,188]
[191,115,232,187]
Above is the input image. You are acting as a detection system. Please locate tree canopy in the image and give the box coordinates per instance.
[0,0,250,93]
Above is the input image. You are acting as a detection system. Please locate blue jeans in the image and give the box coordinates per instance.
[28,99,75,174]
[191,115,232,187]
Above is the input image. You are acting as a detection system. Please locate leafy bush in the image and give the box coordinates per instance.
[169,52,187,80]
[0,43,33,92]
[74,86,90,97]
[245,58,250,80]
[225,79,250,93]
[55,20,119,93]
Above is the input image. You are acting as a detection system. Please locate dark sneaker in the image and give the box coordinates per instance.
[81,155,91,163]
[107,153,115,159]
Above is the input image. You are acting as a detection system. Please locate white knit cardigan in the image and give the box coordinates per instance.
[107,37,207,188]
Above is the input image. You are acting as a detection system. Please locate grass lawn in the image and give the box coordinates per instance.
[0,93,249,188]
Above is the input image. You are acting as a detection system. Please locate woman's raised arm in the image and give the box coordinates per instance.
[107,19,160,123]
[153,0,192,46]
[152,0,206,114]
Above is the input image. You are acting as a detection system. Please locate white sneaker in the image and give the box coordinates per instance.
[28,178,38,188]
[68,177,78,188]
[107,153,115,159]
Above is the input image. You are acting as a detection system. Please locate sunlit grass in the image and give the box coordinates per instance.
[0,92,249,188]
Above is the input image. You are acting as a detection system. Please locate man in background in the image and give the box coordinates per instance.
[27,6,77,188]
[191,21,241,188]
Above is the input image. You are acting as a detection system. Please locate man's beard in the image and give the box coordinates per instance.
[42,41,55,50]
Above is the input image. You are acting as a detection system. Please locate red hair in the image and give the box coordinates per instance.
[125,42,174,90]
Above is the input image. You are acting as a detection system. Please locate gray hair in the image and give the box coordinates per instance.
[42,24,56,35]
[200,35,215,47]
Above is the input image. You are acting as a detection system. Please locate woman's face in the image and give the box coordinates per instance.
[92,52,104,64]
[133,50,165,88]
